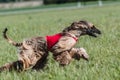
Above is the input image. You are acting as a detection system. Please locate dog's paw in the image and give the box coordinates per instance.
[79,48,89,61]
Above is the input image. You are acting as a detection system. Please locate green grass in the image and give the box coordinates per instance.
[0,4,120,80]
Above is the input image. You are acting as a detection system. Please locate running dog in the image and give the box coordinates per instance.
[0,20,101,72]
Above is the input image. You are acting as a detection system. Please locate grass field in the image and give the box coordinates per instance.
[0,4,120,80]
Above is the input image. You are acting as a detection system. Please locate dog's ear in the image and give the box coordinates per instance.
[71,22,77,26]
[71,22,80,29]
[62,27,70,32]
[62,22,78,32]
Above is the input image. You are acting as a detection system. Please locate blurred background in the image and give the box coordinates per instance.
[0,0,120,15]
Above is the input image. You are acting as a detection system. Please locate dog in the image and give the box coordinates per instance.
[0,20,101,72]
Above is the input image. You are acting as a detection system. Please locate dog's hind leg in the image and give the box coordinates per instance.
[0,55,41,72]
[0,50,46,72]
[32,53,48,70]
[0,60,24,72]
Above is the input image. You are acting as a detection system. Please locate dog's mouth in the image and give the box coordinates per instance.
[86,28,101,37]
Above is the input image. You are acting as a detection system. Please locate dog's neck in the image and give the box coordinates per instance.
[67,30,82,38]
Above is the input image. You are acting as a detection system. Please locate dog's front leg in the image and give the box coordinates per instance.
[69,47,89,61]
[53,47,89,66]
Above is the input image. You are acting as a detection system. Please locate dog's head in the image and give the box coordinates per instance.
[63,20,101,37]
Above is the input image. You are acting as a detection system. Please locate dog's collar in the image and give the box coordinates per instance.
[65,33,78,41]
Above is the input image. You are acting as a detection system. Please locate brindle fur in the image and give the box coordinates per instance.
[0,20,101,72]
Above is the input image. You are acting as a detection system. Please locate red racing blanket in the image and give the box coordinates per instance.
[46,33,62,50]
[46,33,78,51]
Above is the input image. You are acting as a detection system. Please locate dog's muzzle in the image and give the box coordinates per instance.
[86,28,101,37]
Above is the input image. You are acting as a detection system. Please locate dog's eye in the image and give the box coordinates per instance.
[83,27,87,30]
[92,25,95,28]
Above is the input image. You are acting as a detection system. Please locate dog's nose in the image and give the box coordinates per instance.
[98,30,101,34]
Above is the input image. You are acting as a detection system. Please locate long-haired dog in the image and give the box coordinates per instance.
[0,20,101,72]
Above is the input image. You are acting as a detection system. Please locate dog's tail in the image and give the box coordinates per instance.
[3,28,22,47]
